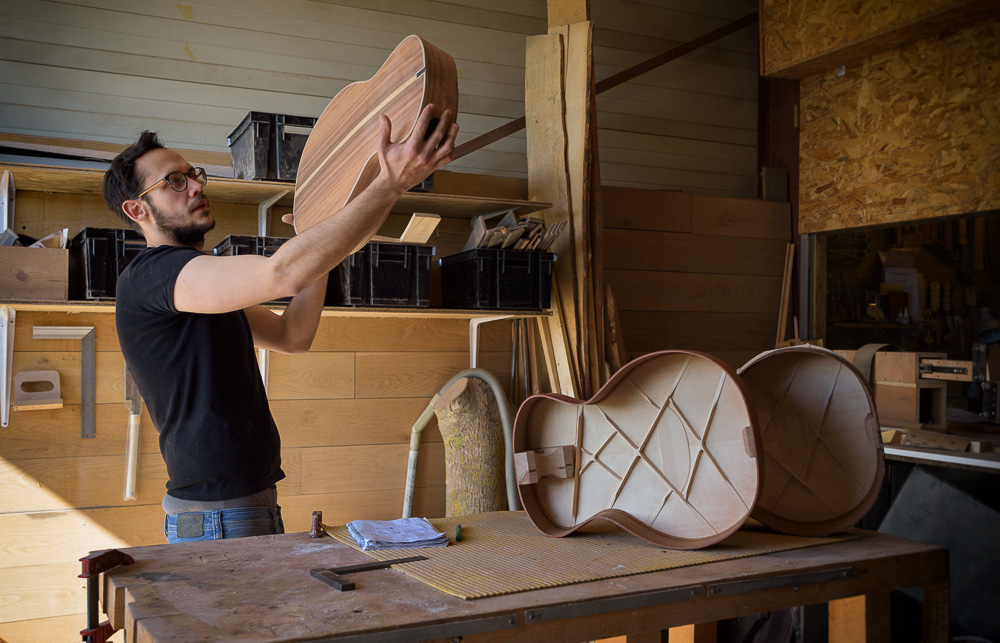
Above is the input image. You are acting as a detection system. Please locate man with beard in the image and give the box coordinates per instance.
[102,105,456,542]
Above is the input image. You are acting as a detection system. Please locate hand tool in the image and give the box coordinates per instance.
[311,556,427,591]
[123,366,143,501]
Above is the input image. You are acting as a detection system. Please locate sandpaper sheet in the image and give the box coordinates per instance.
[327,510,862,600]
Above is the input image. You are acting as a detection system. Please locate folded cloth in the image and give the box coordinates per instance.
[346,517,449,551]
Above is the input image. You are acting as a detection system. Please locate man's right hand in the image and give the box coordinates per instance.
[372,103,458,198]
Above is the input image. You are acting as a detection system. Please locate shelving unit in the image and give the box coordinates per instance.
[1,162,554,317]
[3,300,550,319]
[2,162,551,217]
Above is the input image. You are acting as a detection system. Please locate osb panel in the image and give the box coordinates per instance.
[799,16,1000,233]
[760,0,997,78]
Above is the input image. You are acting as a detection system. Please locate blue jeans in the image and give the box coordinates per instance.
[164,506,284,544]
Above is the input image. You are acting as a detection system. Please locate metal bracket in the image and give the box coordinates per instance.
[0,305,14,427]
[469,315,512,369]
[1,169,14,232]
[310,555,428,591]
[706,566,853,598]
[525,584,703,625]
[33,326,96,438]
[258,189,290,237]
[253,191,289,392]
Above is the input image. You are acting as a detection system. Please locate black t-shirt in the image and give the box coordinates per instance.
[115,245,285,501]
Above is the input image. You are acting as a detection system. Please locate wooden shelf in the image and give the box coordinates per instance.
[2,300,550,319]
[0,162,551,217]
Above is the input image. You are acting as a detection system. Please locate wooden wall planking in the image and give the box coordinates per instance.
[602,185,791,368]
[0,0,760,198]
[0,191,514,633]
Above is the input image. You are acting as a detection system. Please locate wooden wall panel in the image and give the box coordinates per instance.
[603,186,790,368]
[0,0,760,198]
[761,0,999,78]
[798,16,1000,233]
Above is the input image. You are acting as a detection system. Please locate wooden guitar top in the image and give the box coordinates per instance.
[513,350,761,550]
[293,35,458,233]
[739,345,884,536]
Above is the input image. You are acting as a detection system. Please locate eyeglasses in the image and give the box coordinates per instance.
[135,167,208,200]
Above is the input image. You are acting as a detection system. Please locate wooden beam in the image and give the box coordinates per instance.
[547,0,589,27]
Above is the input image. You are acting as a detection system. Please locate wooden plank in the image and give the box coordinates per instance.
[0,505,165,570]
[300,442,445,495]
[775,243,795,346]
[353,351,510,398]
[547,0,590,27]
[690,195,790,239]
[0,561,86,624]
[266,351,355,400]
[0,613,92,643]
[828,593,890,643]
[0,247,68,300]
[619,311,776,353]
[308,316,511,352]
[603,229,790,275]
[0,452,167,512]
[601,185,692,232]
[278,486,446,533]
[605,270,782,314]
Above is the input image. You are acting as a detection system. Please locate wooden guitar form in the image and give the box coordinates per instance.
[513,350,762,550]
[292,35,458,233]
[738,345,883,536]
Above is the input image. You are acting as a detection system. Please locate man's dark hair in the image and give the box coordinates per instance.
[103,131,165,225]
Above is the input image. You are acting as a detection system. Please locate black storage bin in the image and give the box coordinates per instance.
[227,112,317,181]
[213,235,295,304]
[328,242,433,307]
[439,248,555,310]
[69,227,145,300]
[213,234,290,258]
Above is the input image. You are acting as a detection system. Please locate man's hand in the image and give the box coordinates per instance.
[374,103,458,197]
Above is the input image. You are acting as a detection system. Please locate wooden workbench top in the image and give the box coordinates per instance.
[100,522,947,642]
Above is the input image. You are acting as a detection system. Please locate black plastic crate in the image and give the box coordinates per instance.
[213,235,294,304]
[69,227,145,300]
[439,248,555,310]
[213,234,290,258]
[328,242,433,307]
[227,112,317,181]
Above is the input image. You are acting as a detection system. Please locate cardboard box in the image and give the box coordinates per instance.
[0,246,69,300]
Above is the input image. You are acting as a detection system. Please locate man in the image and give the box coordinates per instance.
[102,105,456,543]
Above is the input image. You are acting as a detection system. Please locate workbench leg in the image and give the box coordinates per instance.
[828,593,889,643]
[666,622,716,643]
[922,580,950,643]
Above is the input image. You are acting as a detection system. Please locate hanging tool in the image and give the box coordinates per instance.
[12,370,62,410]
[123,366,143,500]
[32,326,96,438]
[310,556,427,591]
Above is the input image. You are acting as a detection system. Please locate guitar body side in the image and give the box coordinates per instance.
[294,35,458,233]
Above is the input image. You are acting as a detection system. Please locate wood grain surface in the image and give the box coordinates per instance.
[293,35,458,232]
[513,350,761,550]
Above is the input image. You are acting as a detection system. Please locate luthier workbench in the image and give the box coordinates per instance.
[97,515,948,643]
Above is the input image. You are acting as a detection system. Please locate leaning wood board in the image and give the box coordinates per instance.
[513,350,761,549]
[293,35,458,233]
[738,345,884,536]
